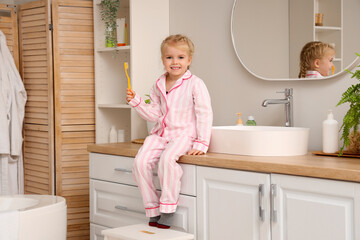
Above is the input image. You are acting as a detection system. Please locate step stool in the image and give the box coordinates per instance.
[101,224,194,240]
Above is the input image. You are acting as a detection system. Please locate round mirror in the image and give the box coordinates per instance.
[231,0,360,81]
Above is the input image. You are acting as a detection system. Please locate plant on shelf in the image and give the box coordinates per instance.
[337,53,360,156]
[100,0,120,48]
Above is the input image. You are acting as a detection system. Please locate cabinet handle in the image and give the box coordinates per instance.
[114,168,158,176]
[114,168,132,173]
[114,205,144,214]
[270,184,277,222]
[258,184,265,222]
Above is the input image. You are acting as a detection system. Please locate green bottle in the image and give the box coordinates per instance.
[246,116,257,126]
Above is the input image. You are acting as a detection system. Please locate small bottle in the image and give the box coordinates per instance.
[116,18,126,47]
[236,113,243,126]
[246,116,257,126]
[322,110,339,153]
[109,126,117,143]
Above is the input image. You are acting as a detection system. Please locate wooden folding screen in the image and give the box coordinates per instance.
[19,0,94,239]
[52,0,94,239]
[0,4,19,69]
[19,0,54,195]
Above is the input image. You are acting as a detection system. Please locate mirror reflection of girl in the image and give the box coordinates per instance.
[126,34,213,229]
[298,41,335,78]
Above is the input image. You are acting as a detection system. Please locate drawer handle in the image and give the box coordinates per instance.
[271,184,278,222]
[114,168,132,173]
[115,205,144,214]
[258,184,265,222]
[114,168,158,176]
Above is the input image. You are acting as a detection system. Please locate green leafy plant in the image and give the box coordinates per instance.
[100,0,120,47]
[336,53,360,155]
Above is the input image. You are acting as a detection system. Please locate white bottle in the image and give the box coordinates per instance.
[322,110,339,153]
[109,126,117,143]
[116,18,126,47]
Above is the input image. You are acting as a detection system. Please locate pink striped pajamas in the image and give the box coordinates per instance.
[128,70,213,217]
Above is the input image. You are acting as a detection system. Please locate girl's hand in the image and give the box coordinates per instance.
[126,88,135,102]
[187,149,204,155]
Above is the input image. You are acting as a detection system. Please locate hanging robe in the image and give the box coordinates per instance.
[0,30,27,194]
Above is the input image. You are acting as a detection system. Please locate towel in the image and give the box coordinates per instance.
[0,210,19,240]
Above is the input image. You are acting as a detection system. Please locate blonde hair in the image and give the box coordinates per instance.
[298,41,335,78]
[161,34,195,58]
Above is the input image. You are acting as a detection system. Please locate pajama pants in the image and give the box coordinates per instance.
[133,134,193,217]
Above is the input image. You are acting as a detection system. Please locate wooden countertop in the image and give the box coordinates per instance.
[87,143,360,183]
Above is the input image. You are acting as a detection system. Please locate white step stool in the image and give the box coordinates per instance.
[101,224,194,240]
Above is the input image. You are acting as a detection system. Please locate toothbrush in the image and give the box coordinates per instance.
[332,66,335,75]
[124,62,131,90]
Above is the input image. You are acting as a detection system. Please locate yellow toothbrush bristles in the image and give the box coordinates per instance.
[332,66,335,75]
[124,62,131,90]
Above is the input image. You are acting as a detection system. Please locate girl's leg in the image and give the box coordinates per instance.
[133,135,167,217]
[158,136,193,214]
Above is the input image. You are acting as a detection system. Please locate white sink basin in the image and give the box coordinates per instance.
[209,125,309,156]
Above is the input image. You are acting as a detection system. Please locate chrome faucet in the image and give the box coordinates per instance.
[262,88,293,127]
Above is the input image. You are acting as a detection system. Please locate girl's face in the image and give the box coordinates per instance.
[316,49,335,76]
[162,44,192,81]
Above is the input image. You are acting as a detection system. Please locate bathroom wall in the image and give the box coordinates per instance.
[10,0,358,151]
[170,0,358,151]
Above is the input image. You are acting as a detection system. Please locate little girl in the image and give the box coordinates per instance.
[298,41,335,78]
[126,34,213,229]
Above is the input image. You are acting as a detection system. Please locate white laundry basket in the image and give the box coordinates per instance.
[102,224,194,240]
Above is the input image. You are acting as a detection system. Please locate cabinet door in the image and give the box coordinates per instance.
[271,174,360,240]
[197,166,271,240]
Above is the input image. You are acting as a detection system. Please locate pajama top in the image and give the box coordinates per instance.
[305,70,323,78]
[128,70,213,152]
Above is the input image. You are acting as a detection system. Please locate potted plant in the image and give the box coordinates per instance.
[337,53,360,155]
[100,0,120,47]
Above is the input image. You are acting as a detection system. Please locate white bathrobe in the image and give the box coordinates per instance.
[0,30,27,195]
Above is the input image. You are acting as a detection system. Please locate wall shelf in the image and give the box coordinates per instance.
[97,45,131,53]
[94,0,169,144]
[315,26,341,32]
[98,103,131,109]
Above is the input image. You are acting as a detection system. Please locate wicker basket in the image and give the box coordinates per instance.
[315,13,324,26]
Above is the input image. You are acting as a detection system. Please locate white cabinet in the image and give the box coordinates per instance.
[197,166,360,240]
[90,223,107,240]
[89,153,196,240]
[197,166,271,240]
[271,174,360,240]
[93,0,169,143]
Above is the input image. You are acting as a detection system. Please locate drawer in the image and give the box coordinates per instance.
[90,179,196,235]
[89,153,196,196]
[90,223,107,240]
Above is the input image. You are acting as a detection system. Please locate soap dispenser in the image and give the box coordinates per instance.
[322,110,339,153]
[236,113,243,126]
[246,116,257,126]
